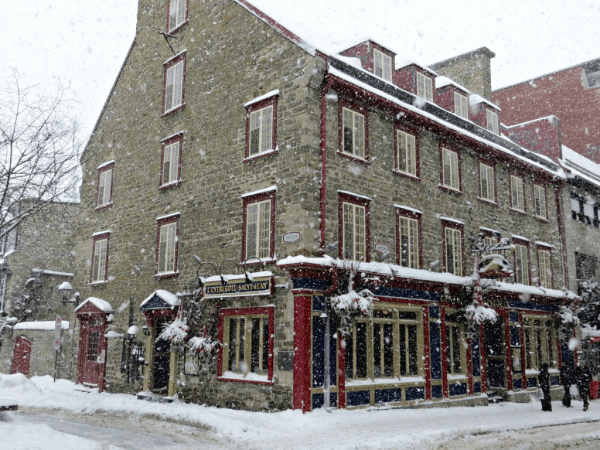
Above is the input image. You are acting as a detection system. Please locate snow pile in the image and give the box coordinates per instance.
[189,335,218,354]
[558,304,580,327]
[157,317,189,344]
[330,289,374,315]
[0,372,40,392]
[464,302,498,324]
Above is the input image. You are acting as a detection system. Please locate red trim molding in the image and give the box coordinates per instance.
[293,295,312,412]
[477,157,498,205]
[393,122,420,180]
[241,189,277,263]
[161,52,187,117]
[244,93,279,161]
[338,191,371,262]
[338,98,370,164]
[395,206,423,269]
[154,213,180,278]
[438,143,462,195]
[166,0,189,34]
[159,133,183,189]
[90,232,110,286]
[441,218,465,276]
[96,162,114,210]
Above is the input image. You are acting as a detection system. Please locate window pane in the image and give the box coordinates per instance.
[408,324,418,375]
[373,323,382,377]
[262,317,269,374]
[228,319,238,372]
[246,203,258,258]
[356,322,367,378]
[383,323,394,377]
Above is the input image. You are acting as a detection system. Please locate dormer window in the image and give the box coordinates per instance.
[374,49,392,82]
[417,73,433,102]
[486,109,499,134]
[454,92,469,119]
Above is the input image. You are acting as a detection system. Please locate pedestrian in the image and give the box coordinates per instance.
[575,361,593,411]
[539,363,552,411]
[560,362,573,407]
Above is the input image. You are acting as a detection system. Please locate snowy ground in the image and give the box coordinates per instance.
[1,373,600,449]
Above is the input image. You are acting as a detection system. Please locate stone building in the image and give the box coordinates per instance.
[0,201,79,379]
[70,0,572,411]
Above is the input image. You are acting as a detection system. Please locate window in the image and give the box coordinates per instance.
[167,0,188,32]
[514,239,530,285]
[241,187,276,262]
[570,193,598,227]
[219,306,274,383]
[396,206,421,269]
[445,312,464,375]
[160,134,182,187]
[373,49,392,82]
[344,307,421,380]
[0,226,17,256]
[395,127,418,178]
[454,92,469,119]
[339,191,370,262]
[486,109,499,134]
[417,72,433,102]
[163,53,186,115]
[538,247,552,288]
[441,147,461,192]
[523,317,556,370]
[443,219,464,276]
[510,175,525,212]
[533,184,547,219]
[97,162,114,208]
[155,213,180,276]
[479,161,495,202]
[90,232,110,284]
[245,93,278,159]
[340,103,367,160]
[0,277,7,314]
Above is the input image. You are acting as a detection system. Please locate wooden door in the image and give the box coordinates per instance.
[10,336,32,377]
[80,318,106,386]
[152,317,171,392]
[485,317,505,388]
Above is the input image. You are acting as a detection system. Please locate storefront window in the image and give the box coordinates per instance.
[523,318,556,370]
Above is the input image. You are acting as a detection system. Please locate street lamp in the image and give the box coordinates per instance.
[57,281,80,306]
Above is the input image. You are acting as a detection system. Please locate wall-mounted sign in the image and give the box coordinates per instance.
[203,275,273,299]
[282,231,302,244]
[375,243,390,254]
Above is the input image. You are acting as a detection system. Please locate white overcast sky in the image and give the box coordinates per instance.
[3,0,600,140]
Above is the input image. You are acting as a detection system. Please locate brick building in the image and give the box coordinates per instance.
[70,0,573,411]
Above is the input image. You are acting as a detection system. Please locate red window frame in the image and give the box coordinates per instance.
[154,213,180,278]
[393,122,420,180]
[162,52,186,117]
[509,172,527,214]
[536,243,553,289]
[439,143,462,194]
[512,237,531,286]
[241,189,276,264]
[96,162,114,210]
[338,98,370,164]
[217,306,275,385]
[160,133,183,189]
[477,158,497,205]
[244,94,279,161]
[90,232,110,285]
[338,191,371,262]
[166,0,189,34]
[441,218,465,276]
[532,182,548,220]
[395,206,422,269]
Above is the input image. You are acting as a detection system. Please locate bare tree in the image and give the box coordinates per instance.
[0,71,81,240]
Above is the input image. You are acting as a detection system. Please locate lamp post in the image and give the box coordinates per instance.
[57,281,80,306]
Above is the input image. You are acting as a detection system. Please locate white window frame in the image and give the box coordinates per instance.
[441,147,460,191]
[91,238,108,284]
[510,175,525,212]
[417,72,433,102]
[245,200,272,260]
[514,243,530,285]
[157,222,178,275]
[223,314,270,377]
[373,49,392,82]
[249,105,274,156]
[445,227,463,276]
[538,248,552,288]
[164,60,184,113]
[399,216,419,269]
[486,109,499,134]
[162,140,181,186]
[342,107,366,159]
[343,202,366,261]
[454,92,469,119]
[396,130,417,176]
[479,162,495,202]
[168,0,187,32]
[533,184,547,219]
[97,168,112,207]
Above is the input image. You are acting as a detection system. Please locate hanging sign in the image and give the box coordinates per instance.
[203,275,273,299]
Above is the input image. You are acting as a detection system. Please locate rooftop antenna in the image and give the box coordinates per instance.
[158,31,177,56]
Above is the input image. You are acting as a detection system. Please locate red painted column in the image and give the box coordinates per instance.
[441,307,448,398]
[519,313,527,389]
[293,294,313,412]
[423,305,431,401]
[467,335,473,396]
[338,330,346,409]
[479,324,487,394]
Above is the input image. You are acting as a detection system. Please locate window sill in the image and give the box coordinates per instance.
[168,19,189,35]
[159,181,182,191]
[244,149,279,163]
[161,103,185,118]
[336,151,370,165]
[95,203,113,211]
[392,170,420,181]
[345,376,425,388]
[154,271,180,279]
[477,197,497,206]
[533,216,549,223]
[510,208,527,216]
[89,281,107,287]
[241,257,276,267]
[218,371,273,385]
[438,185,462,195]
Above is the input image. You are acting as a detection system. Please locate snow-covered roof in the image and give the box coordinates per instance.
[140,290,180,308]
[74,297,113,313]
[92,230,112,237]
[395,57,438,75]
[469,93,501,111]
[202,271,273,284]
[241,185,277,198]
[14,321,69,331]
[97,160,115,170]
[244,89,280,107]
[560,145,600,188]
[506,115,558,129]
[436,76,471,93]
[338,190,372,201]
[156,212,181,221]
[393,205,423,215]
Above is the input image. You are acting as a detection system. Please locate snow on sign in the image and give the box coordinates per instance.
[282,231,302,243]
[203,274,273,299]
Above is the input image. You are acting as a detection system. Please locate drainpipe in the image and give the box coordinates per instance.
[554,182,568,289]
[319,77,335,256]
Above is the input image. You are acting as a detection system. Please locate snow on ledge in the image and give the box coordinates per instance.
[218,370,271,383]
[244,89,280,107]
[14,321,69,331]
[97,160,115,170]
[469,93,501,111]
[74,297,113,313]
[31,269,74,277]
[140,289,180,308]
[393,204,422,215]
[439,216,465,225]
[511,234,530,242]
[338,190,372,201]
[535,241,555,248]
[202,271,273,284]
[160,131,185,142]
[436,76,471,93]
[163,49,186,65]
[92,230,112,237]
[241,185,277,198]
[156,212,181,221]
[479,226,501,235]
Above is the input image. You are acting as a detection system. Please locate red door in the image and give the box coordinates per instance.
[10,336,32,377]
[80,318,106,387]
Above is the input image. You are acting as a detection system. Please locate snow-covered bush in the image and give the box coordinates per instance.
[463,302,498,325]
[157,317,190,344]
[188,335,219,354]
